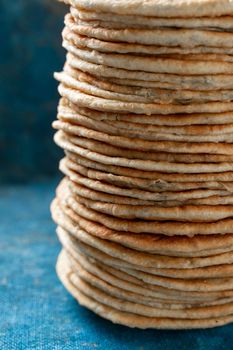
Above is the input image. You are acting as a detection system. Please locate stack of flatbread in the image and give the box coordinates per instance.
[51,0,233,329]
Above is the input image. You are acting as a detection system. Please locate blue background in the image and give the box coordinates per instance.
[0,0,64,183]
[0,1,232,349]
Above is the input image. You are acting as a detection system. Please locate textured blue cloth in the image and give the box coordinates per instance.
[0,180,232,349]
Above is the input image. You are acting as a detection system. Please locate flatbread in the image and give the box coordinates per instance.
[67,53,233,91]
[54,131,233,173]
[62,161,232,201]
[68,0,233,18]
[65,66,233,106]
[56,252,233,329]
[58,130,233,164]
[58,81,233,115]
[63,42,233,75]
[70,256,233,318]
[70,22,233,49]
[66,154,233,192]
[72,7,233,30]
[55,106,233,143]
[57,230,233,300]
[65,16,233,55]
[60,97,233,126]
[58,194,233,236]
[54,193,233,259]
[53,202,233,269]
[65,150,233,183]
[69,248,233,295]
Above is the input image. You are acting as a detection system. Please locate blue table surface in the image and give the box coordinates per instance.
[1,180,233,350]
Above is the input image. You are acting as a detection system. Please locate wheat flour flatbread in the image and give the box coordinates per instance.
[54,131,233,174]
[60,132,233,164]
[74,193,233,222]
[63,172,233,206]
[71,21,233,49]
[56,106,233,143]
[52,202,233,269]
[66,53,233,91]
[55,127,233,160]
[72,7,233,30]
[68,249,233,299]
[60,226,233,290]
[70,255,233,318]
[69,0,233,18]
[56,100,233,144]
[62,161,232,200]
[71,260,233,319]
[54,192,233,258]
[63,42,233,76]
[61,97,233,126]
[65,66,233,106]
[64,17,233,55]
[54,185,233,256]
[66,155,233,192]
[59,195,233,236]
[57,252,233,329]
[58,81,233,116]
[57,231,233,301]
[65,150,233,183]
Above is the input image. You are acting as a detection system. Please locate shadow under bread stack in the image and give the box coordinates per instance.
[51,0,233,329]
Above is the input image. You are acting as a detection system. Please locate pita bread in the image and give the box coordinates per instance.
[67,53,233,91]
[54,193,233,258]
[65,16,233,56]
[69,249,233,296]
[58,269,233,328]
[55,107,233,143]
[72,7,233,30]
[60,132,233,164]
[65,66,233,106]
[66,154,233,192]
[70,257,233,318]
[57,230,233,300]
[61,97,233,126]
[69,0,233,18]
[54,131,233,174]
[54,1,233,328]
[55,126,233,160]
[74,193,233,222]
[64,42,233,75]
[73,16,233,33]
[70,22,233,49]
[58,81,233,115]
[62,161,232,201]
[62,173,233,207]
[58,227,233,296]
[54,185,233,255]
[59,195,233,236]
[57,253,233,328]
[65,28,233,56]
[61,65,233,107]
[72,246,233,282]
[65,150,233,183]
[53,203,233,270]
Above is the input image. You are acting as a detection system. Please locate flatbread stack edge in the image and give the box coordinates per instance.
[52,0,233,329]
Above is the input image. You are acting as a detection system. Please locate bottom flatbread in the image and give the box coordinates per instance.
[57,250,233,329]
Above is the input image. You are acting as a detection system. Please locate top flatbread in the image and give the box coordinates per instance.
[69,0,233,18]
[72,7,233,30]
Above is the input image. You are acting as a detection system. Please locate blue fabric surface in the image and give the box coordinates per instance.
[0,180,232,349]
